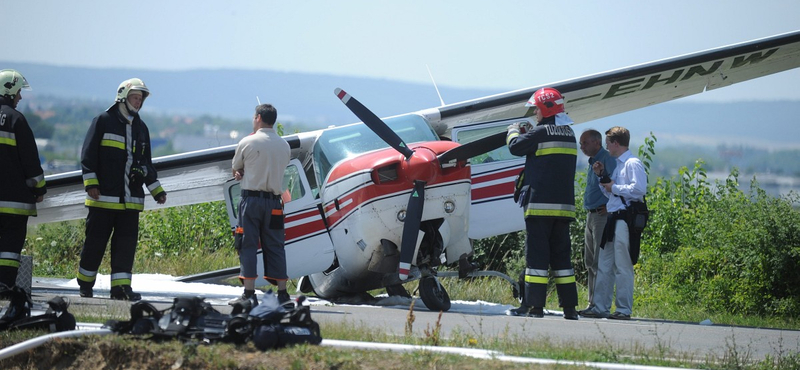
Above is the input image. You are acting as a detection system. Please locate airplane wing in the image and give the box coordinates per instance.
[34,31,800,225]
[421,30,800,134]
[32,145,237,225]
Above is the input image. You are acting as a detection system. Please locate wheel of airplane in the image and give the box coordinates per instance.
[419,276,451,312]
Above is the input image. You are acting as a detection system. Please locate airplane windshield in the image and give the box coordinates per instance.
[313,114,438,184]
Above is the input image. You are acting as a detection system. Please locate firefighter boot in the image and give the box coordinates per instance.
[79,287,93,298]
[110,285,142,301]
[505,305,544,318]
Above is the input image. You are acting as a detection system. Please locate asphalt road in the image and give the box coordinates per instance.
[23,282,800,363]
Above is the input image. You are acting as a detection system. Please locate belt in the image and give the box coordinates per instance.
[588,207,604,213]
[609,210,627,217]
[241,190,281,199]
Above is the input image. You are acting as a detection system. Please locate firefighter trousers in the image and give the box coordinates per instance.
[0,214,28,287]
[77,208,139,289]
[522,217,578,309]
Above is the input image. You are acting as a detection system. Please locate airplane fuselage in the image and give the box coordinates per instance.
[309,141,473,295]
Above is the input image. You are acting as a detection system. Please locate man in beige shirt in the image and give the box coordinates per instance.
[230,104,291,306]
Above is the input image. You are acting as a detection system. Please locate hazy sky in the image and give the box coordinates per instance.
[6,0,800,101]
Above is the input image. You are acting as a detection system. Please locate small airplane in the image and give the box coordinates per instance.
[35,31,800,311]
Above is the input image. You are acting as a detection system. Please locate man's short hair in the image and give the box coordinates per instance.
[605,126,630,147]
[582,129,602,143]
[255,104,277,126]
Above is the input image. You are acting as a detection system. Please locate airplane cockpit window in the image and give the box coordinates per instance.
[455,123,520,165]
[312,114,437,184]
[283,164,305,202]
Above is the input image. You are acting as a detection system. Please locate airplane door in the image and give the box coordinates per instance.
[223,159,335,279]
[452,119,529,239]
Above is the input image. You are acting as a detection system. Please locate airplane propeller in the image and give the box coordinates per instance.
[334,88,415,159]
[437,131,506,165]
[335,88,505,280]
[398,180,425,280]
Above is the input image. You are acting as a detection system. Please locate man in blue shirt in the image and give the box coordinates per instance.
[578,129,616,315]
[582,126,647,320]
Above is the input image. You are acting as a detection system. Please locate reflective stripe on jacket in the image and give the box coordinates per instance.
[81,104,165,212]
[507,116,577,220]
[0,97,46,216]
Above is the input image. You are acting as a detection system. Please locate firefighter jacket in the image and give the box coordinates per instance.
[81,103,165,211]
[506,115,577,220]
[0,97,46,216]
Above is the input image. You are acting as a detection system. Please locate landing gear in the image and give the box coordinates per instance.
[418,275,451,312]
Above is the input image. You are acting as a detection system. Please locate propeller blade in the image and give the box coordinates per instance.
[437,131,507,165]
[398,180,426,280]
[334,88,415,159]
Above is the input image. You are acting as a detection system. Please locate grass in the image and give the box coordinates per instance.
[2,315,799,370]
[3,272,800,369]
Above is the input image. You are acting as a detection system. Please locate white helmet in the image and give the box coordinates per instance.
[115,78,150,104]
[0,69,31,99]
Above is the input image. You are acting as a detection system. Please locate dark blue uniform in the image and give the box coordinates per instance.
[0,96,46,287]
[507,115,578,309]
[77,104,165,292]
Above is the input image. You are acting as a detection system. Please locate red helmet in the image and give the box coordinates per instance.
[525,87,565,118]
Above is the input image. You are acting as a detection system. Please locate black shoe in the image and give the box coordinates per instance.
[563,307,578,320]
[578,304,595,316]
[579,309,608,319]
[79,287,93,298]
[609,311,631,320]
[228,293,258,315]
[110,285,141,301]
[506,305,544,318]
[277,291,291,304]
[228,293,258,307]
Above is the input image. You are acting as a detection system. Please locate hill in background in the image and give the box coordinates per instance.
[8,61,799,150]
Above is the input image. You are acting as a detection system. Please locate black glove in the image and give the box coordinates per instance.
[130,166,146,183]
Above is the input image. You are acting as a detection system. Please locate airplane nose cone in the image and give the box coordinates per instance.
[402,147,438,183]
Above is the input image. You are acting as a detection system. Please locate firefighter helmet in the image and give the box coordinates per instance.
[0,69,31,99]
[525,87,565,118]
[115,78,150,104]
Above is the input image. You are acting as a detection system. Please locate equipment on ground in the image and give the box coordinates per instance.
[0,285,75,333]
[106,291,321,349]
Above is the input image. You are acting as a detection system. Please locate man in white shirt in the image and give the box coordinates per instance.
[581,126,647,320]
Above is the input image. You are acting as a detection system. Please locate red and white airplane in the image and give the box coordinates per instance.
[36,31,800,311]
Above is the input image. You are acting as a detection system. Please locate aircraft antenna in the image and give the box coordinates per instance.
[426,65,446,106]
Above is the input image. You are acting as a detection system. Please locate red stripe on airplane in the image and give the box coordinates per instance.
[286,218,327,242]
[471,167,522,185]
[285,209,320,224]
[471,181,514,201]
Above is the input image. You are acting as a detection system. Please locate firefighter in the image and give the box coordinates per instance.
[505,87,579,320]
[0,69,46,296]
[77,78,166,301]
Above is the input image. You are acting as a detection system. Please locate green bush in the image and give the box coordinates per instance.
[639,149,800,317]
[26,201,235,278]
[24,220,85,277]
[138,201,232,258]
